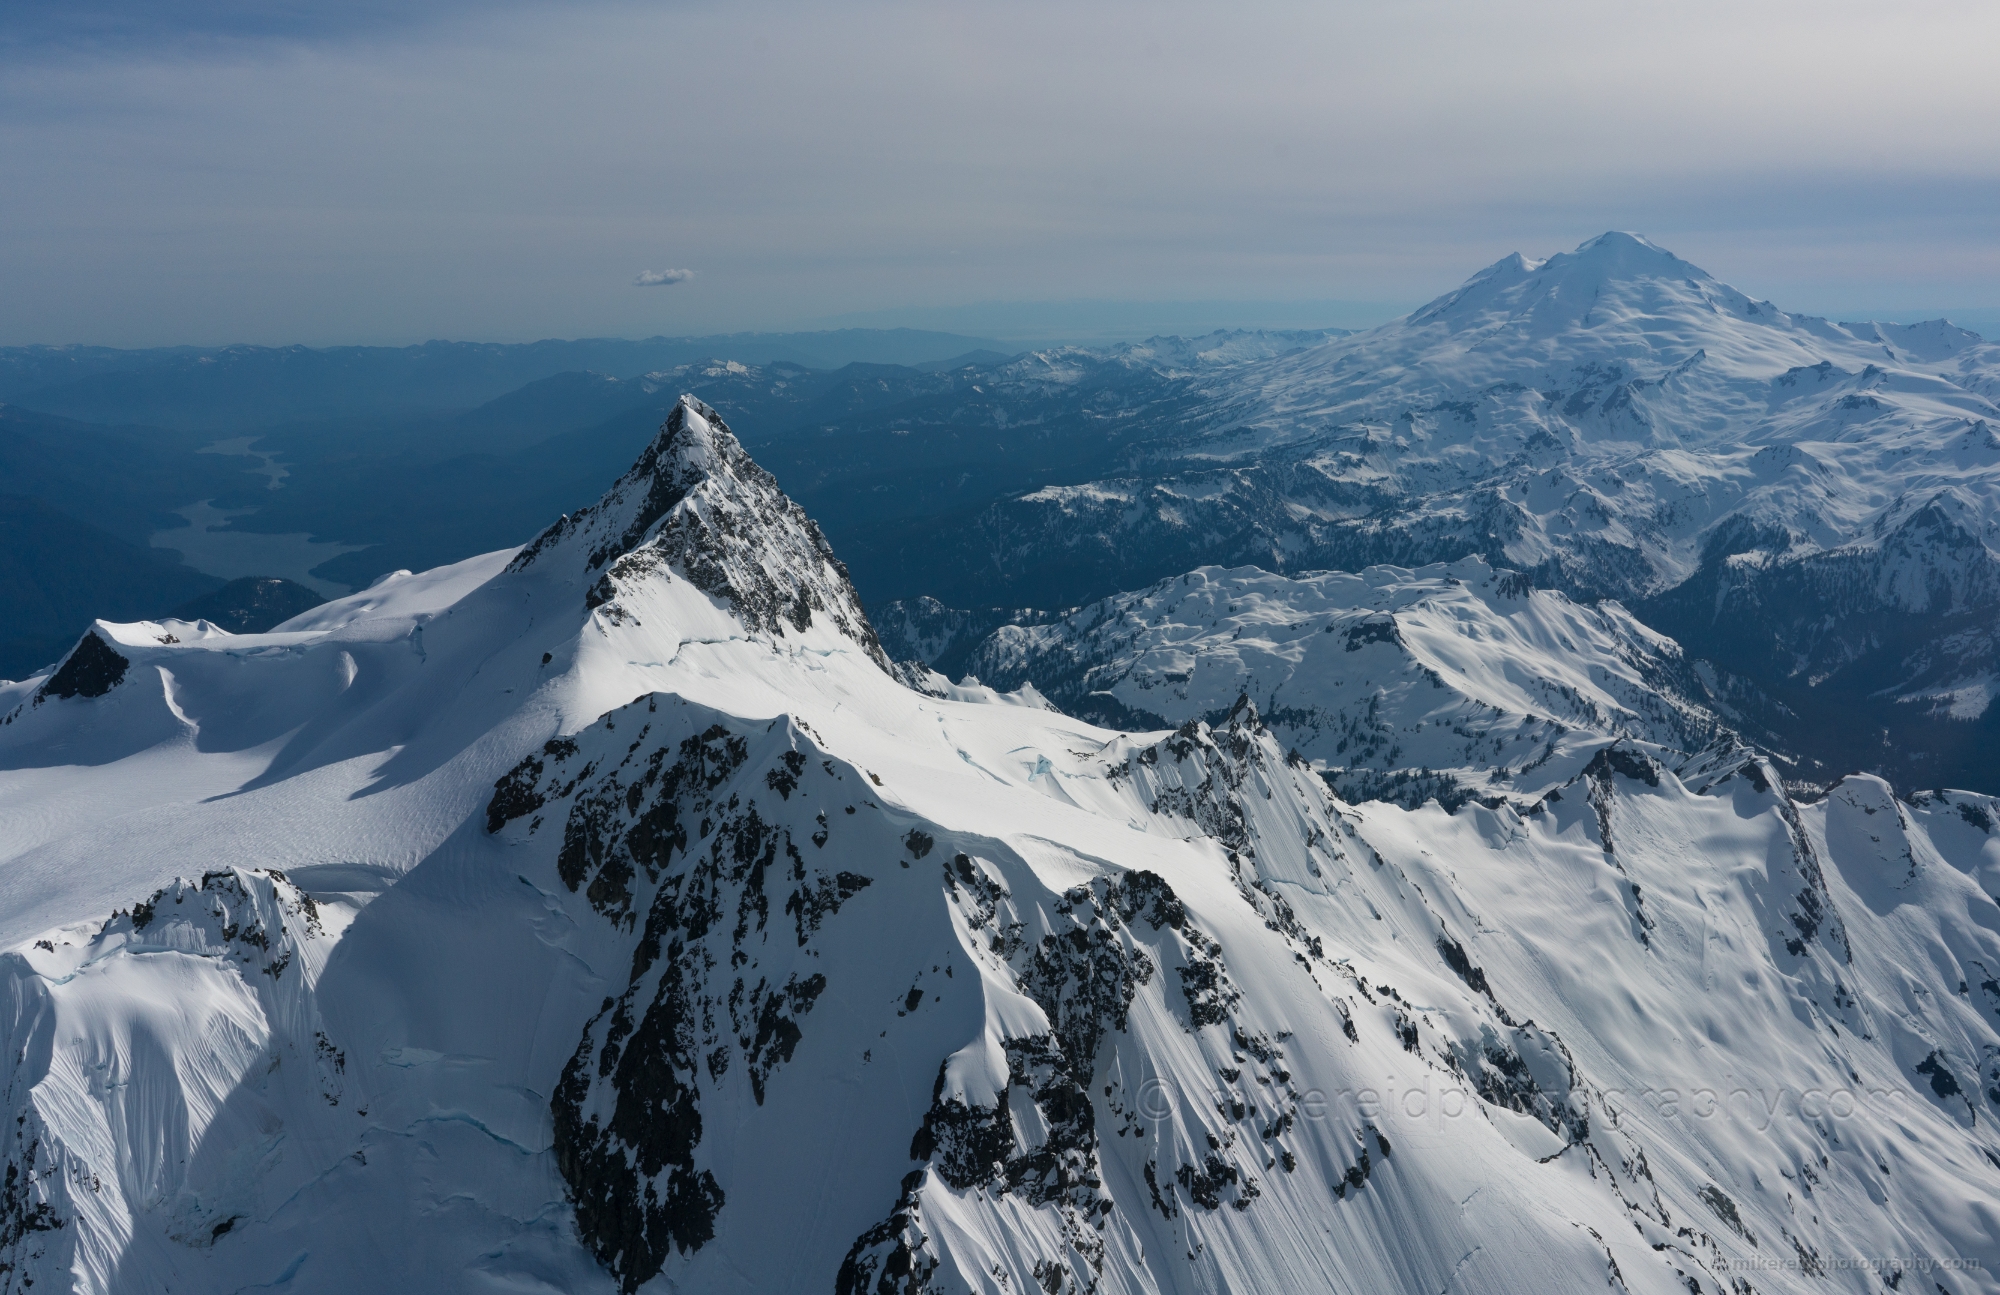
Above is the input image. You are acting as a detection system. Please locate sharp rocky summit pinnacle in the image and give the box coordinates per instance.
[509,394,891,671]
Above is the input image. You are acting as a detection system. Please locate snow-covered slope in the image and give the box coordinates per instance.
[2,397,1998,1294]
[957,556,1724,807]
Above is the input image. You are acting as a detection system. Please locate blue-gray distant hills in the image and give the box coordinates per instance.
[0,329,1012,429]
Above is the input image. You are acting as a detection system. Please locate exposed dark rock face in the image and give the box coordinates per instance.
[1583,744,1662,789]
[838,844,1283,1291]
[1697,1184,1755,1245]
[1435,934,1491,996]
[1329,1126,1392,1200]
[0,1127,63,1291]
[1458,1023,1590,1144]
[1106,697,1333,963]
[833,1170,940,1295]
[1769,799,1846,965]
[486,698,880,1293]
[875,1035,1113,1293]
[1323,766,1476,814]
[910,1036,1112,1216]
[1114,707,1258,851]
[35,630,128,702]
[1343,617,1401,652]
[1914,1050,1974,1119]
[507,396,892,671]
[101,867,326,979]
[1016,882,1157,1081]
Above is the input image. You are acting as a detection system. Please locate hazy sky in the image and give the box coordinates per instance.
[6,0,1999,346]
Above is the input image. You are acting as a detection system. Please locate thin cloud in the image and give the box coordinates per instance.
[633,268,694,287]
[10,1,2000,344]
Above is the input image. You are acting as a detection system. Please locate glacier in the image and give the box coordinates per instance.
[1,388,1998,1295]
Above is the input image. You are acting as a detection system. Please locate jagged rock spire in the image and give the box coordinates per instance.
[509,395,891,671]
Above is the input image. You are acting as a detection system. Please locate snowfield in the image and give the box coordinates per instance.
[1,397,1997,1294]
[954,555,1725,808]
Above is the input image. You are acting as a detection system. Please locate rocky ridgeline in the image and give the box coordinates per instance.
[486,694,1294,1295]
[7,341,2000,1294]
[487,698,886,1291]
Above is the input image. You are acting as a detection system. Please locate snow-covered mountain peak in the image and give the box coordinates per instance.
[1346,234,2000,396]
[1391,230,1815,374]
[507,394,890,669]
[1414,230,1700,327]
[958,236,2000,749]
[1546,228,1685,272]
[1140,232,1897,488]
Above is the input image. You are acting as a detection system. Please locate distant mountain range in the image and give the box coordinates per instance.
[6,237,1999,801]
[936,556,1724,811]
[875,235,2000,795]
[0,329,1014,430]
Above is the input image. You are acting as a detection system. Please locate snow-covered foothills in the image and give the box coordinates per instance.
[953,557,1726,809]
[3,397,1998,1294]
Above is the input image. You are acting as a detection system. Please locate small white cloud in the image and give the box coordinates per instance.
[633,268,695,287]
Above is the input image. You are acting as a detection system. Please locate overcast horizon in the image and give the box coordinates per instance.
[8,0,2000,349]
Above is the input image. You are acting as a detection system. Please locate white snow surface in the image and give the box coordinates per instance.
[0,397,1996,1294]
[962,555,1723,801]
